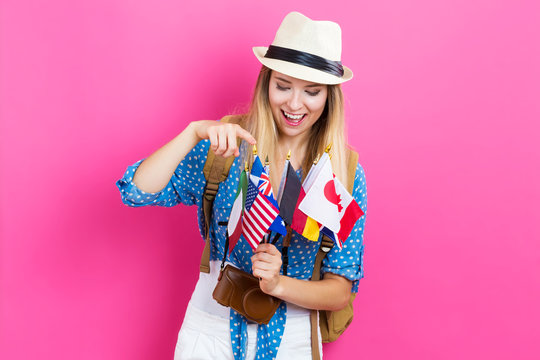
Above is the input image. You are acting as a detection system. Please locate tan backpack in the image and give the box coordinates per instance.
[199,115,359,360]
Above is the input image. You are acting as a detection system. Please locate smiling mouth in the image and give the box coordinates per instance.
[281,110,306,126]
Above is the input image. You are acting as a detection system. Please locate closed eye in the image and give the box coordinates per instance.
[276,82,320,96]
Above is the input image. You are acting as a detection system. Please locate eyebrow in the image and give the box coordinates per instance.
[275,77,322,88]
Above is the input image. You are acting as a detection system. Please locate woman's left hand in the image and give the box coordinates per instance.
[251,243,283,296]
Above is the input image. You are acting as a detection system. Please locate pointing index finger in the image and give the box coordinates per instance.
[235,126,256,145]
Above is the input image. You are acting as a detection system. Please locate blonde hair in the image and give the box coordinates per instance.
[241,66,350,189]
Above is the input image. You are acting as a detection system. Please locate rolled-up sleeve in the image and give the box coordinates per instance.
[116,140,210,207]
[321,163,367,293]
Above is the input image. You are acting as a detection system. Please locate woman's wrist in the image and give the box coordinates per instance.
[168,122,201,162]
[269,275,286,298]
[185,121,201,142]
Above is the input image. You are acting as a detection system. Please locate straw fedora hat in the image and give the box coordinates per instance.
[253,11,353,85]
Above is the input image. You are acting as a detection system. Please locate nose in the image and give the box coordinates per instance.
[287,90,303,112]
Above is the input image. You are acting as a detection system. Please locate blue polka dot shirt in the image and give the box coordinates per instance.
[116,139,367,360]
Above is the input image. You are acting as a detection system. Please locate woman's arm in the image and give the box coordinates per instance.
[132,120,256,193]
[251,243,352,311]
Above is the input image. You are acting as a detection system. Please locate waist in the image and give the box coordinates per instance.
[190,261,311,319]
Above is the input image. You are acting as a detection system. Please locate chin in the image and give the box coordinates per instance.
[277,124,309,139]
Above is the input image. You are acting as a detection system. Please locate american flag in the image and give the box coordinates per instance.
[242,177,279,250]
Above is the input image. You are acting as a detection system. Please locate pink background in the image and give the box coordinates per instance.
[1,0,539,359]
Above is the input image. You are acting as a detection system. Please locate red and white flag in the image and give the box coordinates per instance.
[298,153,341,233]
[333,177,364,243]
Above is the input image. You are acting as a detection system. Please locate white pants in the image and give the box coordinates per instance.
[174,262,322,359]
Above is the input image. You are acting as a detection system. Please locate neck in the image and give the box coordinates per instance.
[275,132,310,169]
[266,132,308,191]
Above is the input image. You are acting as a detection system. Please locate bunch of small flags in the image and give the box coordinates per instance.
[227,145,364,253]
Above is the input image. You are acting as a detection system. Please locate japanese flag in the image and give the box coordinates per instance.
[298,154,341,233]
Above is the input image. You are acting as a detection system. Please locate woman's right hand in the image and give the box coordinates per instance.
[191,120,256,158]
[131,119,255,194]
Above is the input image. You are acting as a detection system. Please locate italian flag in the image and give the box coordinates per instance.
[227,169,247,251]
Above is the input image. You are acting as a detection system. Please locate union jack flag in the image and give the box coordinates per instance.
[242,177,279,250]
[257,172,273,197]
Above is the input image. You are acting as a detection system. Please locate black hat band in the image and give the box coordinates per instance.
[264,45,344,78]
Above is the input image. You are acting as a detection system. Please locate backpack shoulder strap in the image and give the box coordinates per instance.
[199,114,247,273]
[345,147,359,194]
[309,147,359,359]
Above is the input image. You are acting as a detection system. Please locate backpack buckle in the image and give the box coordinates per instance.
[321,245,332,253]
[204,181,220,200]
[320,235,335,253]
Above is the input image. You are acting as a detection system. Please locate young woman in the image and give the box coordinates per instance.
[117,12,367,360]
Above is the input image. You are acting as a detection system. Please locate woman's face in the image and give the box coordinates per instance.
[268,71,328,140]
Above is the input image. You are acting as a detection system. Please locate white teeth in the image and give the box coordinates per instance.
[283,111,304,120]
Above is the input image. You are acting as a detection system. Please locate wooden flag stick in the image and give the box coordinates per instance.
[271,233,282,245]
